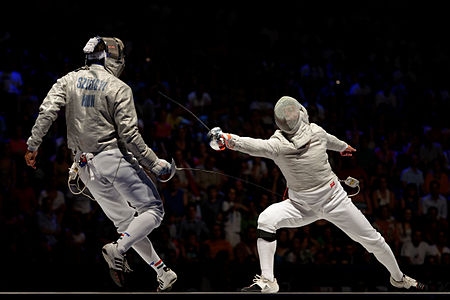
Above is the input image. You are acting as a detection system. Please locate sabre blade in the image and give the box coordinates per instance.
[158,91,211,131]
[176,167,284,198]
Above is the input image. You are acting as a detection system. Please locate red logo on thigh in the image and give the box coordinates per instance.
[330,181,335,188]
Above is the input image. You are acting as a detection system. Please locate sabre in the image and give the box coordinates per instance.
[176,167,285,198]
[158,91,211,131]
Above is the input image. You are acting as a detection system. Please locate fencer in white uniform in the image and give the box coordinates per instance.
[208,96,423,293]
[25,36,177,291]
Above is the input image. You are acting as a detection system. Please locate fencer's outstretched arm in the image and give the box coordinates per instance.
[208,127,280,159]
[208,124,354,159]
[228,134,281,159]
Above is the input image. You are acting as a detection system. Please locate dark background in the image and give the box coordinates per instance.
[0,0,449,293]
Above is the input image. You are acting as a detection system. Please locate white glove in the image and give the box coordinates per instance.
[207,127,234,151]
[150,158,171,176]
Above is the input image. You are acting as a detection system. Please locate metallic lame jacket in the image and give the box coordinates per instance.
[27,64,158,169]
[229,123,348,192]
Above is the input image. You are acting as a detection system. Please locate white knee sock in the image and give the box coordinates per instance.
[116,210,158,254]
[257,238,277,282]
[132,237,166,276]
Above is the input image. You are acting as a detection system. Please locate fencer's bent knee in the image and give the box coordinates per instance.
[257,210,277,232]
[257,229,277,242]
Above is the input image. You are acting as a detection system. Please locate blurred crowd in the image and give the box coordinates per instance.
[0,2,449,292]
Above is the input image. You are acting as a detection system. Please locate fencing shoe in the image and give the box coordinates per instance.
[102,242,132,288]
[390,274,425,290]
[241,275,279,293]
[157,267,178,291]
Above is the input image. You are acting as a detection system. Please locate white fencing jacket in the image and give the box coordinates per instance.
[229,123,348,192]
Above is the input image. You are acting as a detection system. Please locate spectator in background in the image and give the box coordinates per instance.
[51,143,72,191]
[423,158,449,197]
[195,156,224,195]
[0,141,17,191]
[201,184,224,228]
[396,208,416,245]
[8,124,28,160]
[187,81,212,116]
[372,205,401,254]
[222,187,247,247]
[178,203,210,243]
[11,169,38,218]
[178,230,203,291]
[400,153,425,196]
[434,230,450,263]
[400,229,439,265]
[152,108,172,155]
[35,196,63,261]
[248,156,269,185]
[374,136,397,177]
[419,128,445,173]
[421,207,448,248]
[162,175,188,222]
[374,82,397,111]
[348,73,372,98]
[336,155,369,187]
[274,229,291,266]
[202,223,234,261]
[371,175,397,214]
[173,149,200,199]
[421,180,448,222]
[400,183,422,217]
[37,175,66,223]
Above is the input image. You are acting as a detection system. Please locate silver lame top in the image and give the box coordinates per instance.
[26,64,158,169]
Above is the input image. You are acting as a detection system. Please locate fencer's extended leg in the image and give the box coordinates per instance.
[325,192,404,281]
[324,183,424,289]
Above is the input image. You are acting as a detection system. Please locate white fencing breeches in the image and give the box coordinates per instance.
[78,148,164,252]
[257,176,403,281]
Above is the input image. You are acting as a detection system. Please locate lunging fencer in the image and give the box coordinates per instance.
[208,96,424,293]
[25,36,177,291]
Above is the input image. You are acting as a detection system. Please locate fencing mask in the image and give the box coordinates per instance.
[274,96,312,148]
[83,36,125,77]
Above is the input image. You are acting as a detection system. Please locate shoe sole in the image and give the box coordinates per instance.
[102,247,126,288]
[391,281,426,290]
[157,276,178,292]
[241,286,279,293]
[416,282,426,290]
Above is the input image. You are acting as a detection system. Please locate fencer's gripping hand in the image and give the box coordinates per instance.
[207,127,234,151]
[340,145,356,157]
[208,127,225,151]
[150,158,171,176]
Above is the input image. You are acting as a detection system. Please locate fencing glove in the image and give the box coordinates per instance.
[207,127,234,151]
[150,158,171,176]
